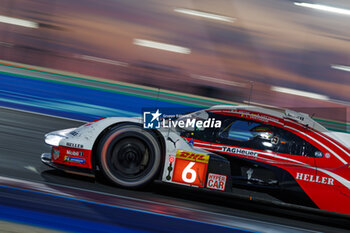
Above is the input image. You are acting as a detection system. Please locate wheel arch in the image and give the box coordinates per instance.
[90,122,166,173]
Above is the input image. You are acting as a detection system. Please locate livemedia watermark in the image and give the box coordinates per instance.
[142,107,221,129]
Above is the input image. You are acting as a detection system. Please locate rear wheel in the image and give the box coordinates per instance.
[97,124,161,188]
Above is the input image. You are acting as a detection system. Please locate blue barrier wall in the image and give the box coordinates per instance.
[0,72,198,121]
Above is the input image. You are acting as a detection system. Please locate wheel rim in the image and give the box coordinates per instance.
[99,126,161,187]
[107,137,154,180]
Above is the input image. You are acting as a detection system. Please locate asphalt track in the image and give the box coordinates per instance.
[0,107,349,232]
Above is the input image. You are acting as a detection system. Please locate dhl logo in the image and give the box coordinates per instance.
[176,149,209,163]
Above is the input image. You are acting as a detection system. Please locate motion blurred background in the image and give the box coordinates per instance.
[1,0,350,121]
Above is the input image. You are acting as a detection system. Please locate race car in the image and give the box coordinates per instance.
[41,105,350,215]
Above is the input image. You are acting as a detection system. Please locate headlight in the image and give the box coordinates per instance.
[45,134,66,146]
[44,128,76,146]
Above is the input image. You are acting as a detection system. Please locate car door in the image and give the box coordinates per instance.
[213,116,282,187]
[212,114,318,189]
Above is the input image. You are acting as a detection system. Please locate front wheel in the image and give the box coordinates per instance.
[97,124,161,188]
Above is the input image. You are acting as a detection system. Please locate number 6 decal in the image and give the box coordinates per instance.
[182,162,196,183]
[172,150,209,187]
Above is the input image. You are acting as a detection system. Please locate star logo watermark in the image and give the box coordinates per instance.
[143,109,162,129]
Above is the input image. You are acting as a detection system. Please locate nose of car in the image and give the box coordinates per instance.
[41,153,52,163]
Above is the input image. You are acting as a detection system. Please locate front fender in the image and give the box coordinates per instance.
[59,117,142,150]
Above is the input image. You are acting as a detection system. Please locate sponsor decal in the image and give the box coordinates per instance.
[166,162,173,181]
[314,151,323,158]
[295,172,334,185]
[69,131,78,136]
[228,109,280,123]
[172,149,209,187]
[222,146,258,157]
[53,149,60,160]
[64,156,85,164]
[176,149,209,163]
[53,146,92,168]
[325,152,331,158]
[168,137,179,148]
[66,149,84,157]
[271,136,279,144]
[206,173,227,191]
[66,142,84,148]
[169,156,175,163]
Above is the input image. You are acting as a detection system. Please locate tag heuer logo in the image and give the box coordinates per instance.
[53,149,60,160]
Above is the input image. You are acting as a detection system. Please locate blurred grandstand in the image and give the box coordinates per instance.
[1,0,350,125]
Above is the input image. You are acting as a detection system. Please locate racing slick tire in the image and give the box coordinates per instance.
[97,124,161,188]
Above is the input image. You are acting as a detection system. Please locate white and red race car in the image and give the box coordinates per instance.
[42,105,350,215]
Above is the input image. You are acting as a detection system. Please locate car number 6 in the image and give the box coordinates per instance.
[182,162,196,183]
